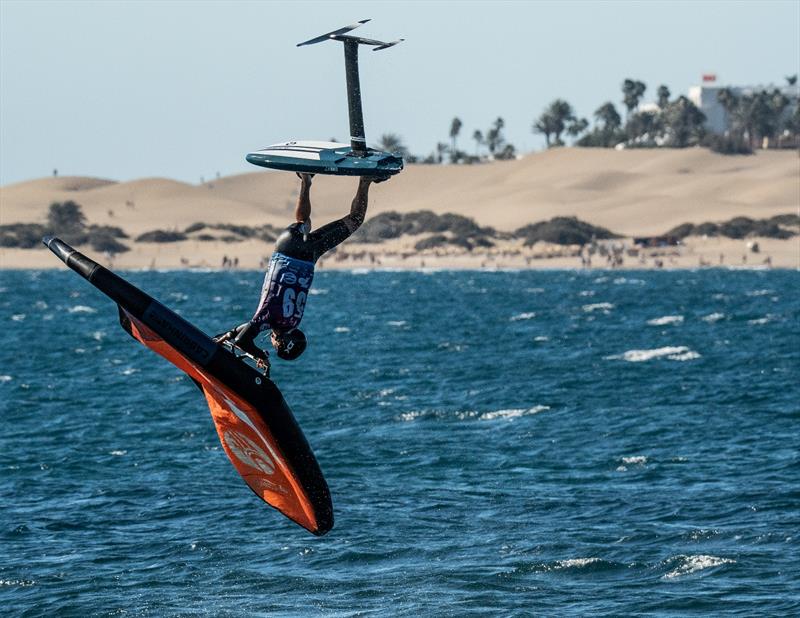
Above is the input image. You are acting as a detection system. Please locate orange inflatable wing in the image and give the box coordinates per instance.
[44,236,333,536]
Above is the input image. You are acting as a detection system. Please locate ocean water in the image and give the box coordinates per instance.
[1,268,798,616]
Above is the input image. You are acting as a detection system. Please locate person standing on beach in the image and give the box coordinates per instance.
[215,173,386,363]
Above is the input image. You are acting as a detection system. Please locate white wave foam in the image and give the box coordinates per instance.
[387,320,407,327]
[510,312,536,321]
[68,305,97,314]
[746,289,773,297]
[583,302,614,312]
[0,375,12,383]
[621,455,647,465]
[579,290,595,297]
[11,314,26,321]
[663,555,735,579]
[121,368,139,376]
[34,300,48,310]
[613,277,645,285]
[534,336,549,342]
[702,312,725,323]
[647,315,684,326]
[606,346,700,362]
[554,558,601,569]
[109,450,127,456]
[748,316,772,325]
[309,288,328,295]
[480,405,550,421]
[333,326,350,333]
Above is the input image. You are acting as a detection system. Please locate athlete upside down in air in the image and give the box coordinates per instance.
[215,173,387,365]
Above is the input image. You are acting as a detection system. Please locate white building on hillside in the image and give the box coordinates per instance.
[687,74,799,134]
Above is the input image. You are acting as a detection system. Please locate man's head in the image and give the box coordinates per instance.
[270,329,307,360]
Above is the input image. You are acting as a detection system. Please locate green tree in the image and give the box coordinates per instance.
[436,142,448,164]
[622,78,647,117]
[472,129,483,156]
[449,117,463,153]
[567,117,589,140]
[786,74,798,86]
[47,201,86,235]
[662,96,706,147]
[485,117,506,155]
[657,85,671,109]
[378,133,409,157]
[626,111,661,144]
[595,102,622,132]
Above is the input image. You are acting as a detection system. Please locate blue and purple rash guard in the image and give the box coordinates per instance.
[250,219,351,334]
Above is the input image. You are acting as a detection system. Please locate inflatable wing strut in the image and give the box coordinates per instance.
[43,236,333,536]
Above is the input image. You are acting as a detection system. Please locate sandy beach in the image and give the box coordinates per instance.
[1,147,798,270]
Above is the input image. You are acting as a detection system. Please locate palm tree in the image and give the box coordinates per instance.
[662,96,705,147]
[472,130,483,156]
[485,117,505,156]
[449,117,463,153]
[567,117,589,141]
[533,100,576,147]
[622,78,647,118]
[436,142,448,164]
[657,85,671,109]
[533,115,556,147]
[595,102,622,131]
[377,133,408,157]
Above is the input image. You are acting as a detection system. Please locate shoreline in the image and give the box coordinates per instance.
[3,235,796,271]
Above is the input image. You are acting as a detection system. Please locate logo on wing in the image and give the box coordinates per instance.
[223,429,276,476]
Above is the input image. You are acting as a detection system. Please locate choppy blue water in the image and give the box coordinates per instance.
[1,268,799,616]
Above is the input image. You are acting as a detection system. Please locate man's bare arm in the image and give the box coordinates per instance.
[342,176,374,234]
[295,173,313,224]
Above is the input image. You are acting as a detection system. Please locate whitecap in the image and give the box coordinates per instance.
[669,350,701,361]
[68,305,97,314]
[621,455,647,465]
[701,312,725,323]
[663,555,735,579]
[579,290,595,297]
[396,410,426,422]
[333,326,350,333]
[0,375,12,383]
[109,450,127,456]
[34,301,48,310]
[748,316,771,325]
[480,405,550,421]
[120,368,139,376]
[583,302,614,312]
[606,346,700,362]
[510,312,536,321]
[11,314,26,321]
[553,558,602,569]
[647,315,684,326]
[309,288,328,295]
[746,289,773,297]
[534,336,549,342]
[387,320,407,327]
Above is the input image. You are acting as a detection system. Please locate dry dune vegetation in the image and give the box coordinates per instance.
[1,148,798,269]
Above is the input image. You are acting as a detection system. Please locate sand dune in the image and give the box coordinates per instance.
[3,147,798,234]
[1,147,798,268]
